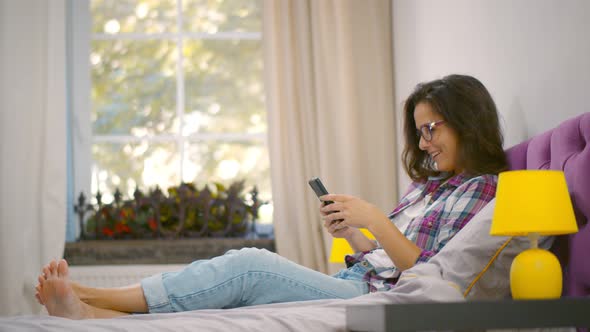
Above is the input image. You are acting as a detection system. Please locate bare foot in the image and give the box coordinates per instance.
[36,273,88,307]
[35,275,45,305]
[40,259,93,319]
[35,264,52,305]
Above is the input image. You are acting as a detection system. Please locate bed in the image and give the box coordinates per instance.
[1,113,589,331]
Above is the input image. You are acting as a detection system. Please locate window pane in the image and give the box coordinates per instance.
[183,140,271,201]
[86,0,272,230]
[92,0,177,34]
[92,40,177,135]
[183,40,265,135]
[91,142,180,202]
[182,0,261,33]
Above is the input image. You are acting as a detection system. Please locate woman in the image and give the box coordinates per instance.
[36,74,507,319]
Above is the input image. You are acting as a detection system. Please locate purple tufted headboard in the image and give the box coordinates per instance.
[505,112,590,297]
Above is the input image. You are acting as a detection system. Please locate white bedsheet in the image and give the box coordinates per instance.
[0,264,464,332]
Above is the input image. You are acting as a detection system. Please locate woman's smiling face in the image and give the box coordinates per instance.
[413,102,462,174]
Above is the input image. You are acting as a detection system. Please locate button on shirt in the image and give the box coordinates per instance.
[343,173,498,292]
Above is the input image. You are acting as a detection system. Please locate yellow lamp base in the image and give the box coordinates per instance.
[510,248,562,299]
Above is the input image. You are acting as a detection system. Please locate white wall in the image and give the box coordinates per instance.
[393,0,590,193]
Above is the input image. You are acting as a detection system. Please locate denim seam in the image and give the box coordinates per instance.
[150,301,172,309]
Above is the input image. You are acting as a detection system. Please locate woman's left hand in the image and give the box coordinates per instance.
[319,194,387,229]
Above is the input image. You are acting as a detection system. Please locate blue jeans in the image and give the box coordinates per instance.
[141,247,370,313]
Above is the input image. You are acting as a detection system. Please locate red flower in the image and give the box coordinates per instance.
[115,222,131,234]
[148,218,158,231]
[102,227,114,237]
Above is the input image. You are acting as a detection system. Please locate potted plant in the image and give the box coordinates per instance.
[75,180,266,240]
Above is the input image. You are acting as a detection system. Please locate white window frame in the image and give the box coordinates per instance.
[67,0,266,241]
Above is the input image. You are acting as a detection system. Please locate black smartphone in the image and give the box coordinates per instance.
[308,177,343,224]
[308,177,334,205]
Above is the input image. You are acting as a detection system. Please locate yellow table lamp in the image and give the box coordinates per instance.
[330,229,374,263]
[490,170,578,299]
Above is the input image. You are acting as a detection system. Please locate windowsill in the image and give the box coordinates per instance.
[64,238,275,265]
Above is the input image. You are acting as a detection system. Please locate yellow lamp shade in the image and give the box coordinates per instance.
[329,229,375,263]
[490,170,578,236]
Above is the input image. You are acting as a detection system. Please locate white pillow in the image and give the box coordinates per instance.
[401,199,553,300]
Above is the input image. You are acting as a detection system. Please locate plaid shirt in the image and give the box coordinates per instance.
[344,173,498,292]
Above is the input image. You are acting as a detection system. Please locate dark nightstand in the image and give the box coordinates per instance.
[346,297,590,331]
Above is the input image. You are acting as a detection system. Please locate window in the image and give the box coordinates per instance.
[67,0,272,241]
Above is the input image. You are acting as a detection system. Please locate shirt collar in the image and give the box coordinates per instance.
[425,172,470,193]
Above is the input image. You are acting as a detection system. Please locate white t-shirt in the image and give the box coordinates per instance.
[362,195,431,278]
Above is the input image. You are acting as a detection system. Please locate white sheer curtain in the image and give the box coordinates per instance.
[0,0,67,316]
[263,0,398,273]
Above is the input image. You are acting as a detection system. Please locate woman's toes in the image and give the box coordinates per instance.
[57,259,69,278]
[35,292,44,305]
[49,260,58,276]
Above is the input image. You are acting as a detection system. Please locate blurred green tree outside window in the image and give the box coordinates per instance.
[90,0,272,224]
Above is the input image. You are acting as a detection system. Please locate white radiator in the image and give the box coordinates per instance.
[69,264,186,288]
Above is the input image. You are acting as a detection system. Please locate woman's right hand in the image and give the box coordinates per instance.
[323,220,356,238]
[319,202,377,253]
[321,206,357,239]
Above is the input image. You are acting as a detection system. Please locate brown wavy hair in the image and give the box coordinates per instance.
[402,74,508,182]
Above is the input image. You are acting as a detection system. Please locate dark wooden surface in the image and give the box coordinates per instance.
[64,238,275,265]
[347,297,590,332]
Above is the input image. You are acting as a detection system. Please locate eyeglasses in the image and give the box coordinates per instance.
[416,120,446,142]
